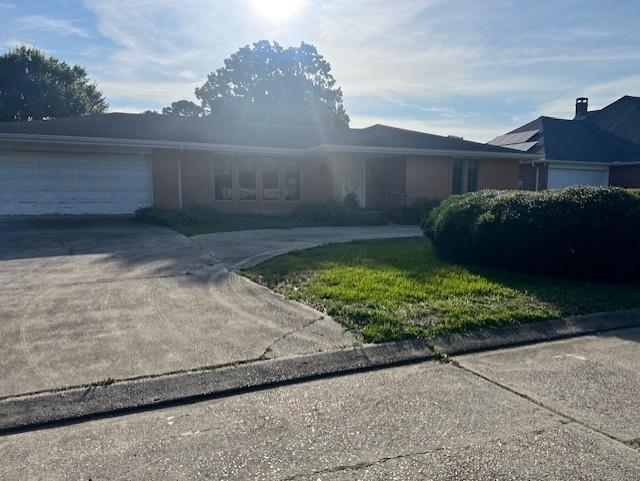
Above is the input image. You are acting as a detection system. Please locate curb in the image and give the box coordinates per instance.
[432,309,640,356]
[0,339,433,435]
[1,309,639,435]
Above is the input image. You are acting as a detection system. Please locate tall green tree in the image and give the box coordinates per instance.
[0,47,107,121]
[195,40,349,127]
[162,99,203,117]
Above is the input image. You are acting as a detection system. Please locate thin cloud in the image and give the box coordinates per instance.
[17,15,90,38]
[533,75,640,119]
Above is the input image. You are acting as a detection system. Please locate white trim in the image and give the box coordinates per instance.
[0,133,303,156]
[177,147,183,210]
[540,158,640,167]
[0,133,538,160]
[308,144,538,160]
[362,158,367,208]
[547,161,612,170]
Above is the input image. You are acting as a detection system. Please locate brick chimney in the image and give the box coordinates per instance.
[575,97,588,118]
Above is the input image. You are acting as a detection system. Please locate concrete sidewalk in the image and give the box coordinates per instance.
[2,327,638,480]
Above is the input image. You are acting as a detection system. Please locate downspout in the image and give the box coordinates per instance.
[534,160,540,191]
[178,146,184,210]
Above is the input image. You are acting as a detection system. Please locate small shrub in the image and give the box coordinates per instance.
[293,201,386,226]
[136,205,228,226]
[423,186,640,282]
[343,192,360,210]
[388,198,441,225]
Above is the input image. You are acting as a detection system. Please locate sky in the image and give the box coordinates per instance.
[1,0,639,141]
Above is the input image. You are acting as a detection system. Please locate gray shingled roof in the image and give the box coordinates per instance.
[489,96,640,164]
[0,113,528,155]
[585,95,640,145]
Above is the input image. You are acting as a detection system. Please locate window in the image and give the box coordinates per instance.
[214,159,232,200]
[452,159,464,194]
[239,158,257,200]
[262,159,280,201]
[467,159,479,192]
[284,160,300,201]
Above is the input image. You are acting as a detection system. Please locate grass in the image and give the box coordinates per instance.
[244,237,640,343]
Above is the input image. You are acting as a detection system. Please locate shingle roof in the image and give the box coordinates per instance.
[0,113,527,156]
[489,96,640,164]
[540,117,640,163]
[585,95,640,145]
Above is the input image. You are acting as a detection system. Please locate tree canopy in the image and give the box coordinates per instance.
[162,99,204,117]
[0,47,108,122]
[194,40,349,127]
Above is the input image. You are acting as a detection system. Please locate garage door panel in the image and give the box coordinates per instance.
[547,167,609,190]
[0,153,152,215]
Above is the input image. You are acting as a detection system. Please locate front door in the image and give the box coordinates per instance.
[343,159,364,207]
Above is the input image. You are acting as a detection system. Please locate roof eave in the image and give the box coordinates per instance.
[308,144,540,159]
[0,133,303,156]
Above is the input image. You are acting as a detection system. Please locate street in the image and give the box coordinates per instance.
[1,327,638,480]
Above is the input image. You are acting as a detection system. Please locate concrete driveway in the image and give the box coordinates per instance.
[0,217,419,399]
[1,327,638,480]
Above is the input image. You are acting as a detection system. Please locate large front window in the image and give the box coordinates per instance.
[239,159,257,200]
[467,159,479,192]
[284,160,300,201]
[452,159,464,194]
[262,159,280,201]
[214,159,232,200]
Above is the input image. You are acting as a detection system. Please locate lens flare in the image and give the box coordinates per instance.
[251,0,305,23]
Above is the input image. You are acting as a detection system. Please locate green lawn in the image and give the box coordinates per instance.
[244,237,640,343]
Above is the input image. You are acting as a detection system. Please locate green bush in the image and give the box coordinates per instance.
[423,186,640,282]
[137,201,387,232]
[387,198,441,225]
[136,205,228,226]
[292,201,386,226]
[343,192,360,210]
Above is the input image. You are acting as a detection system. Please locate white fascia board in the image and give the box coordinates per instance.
[0,133,303,156]
[307,144,540,160]
[546,159,613,169]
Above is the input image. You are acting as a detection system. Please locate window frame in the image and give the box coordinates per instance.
[283,159,301,202]
[214,158,233,202]
[261,158,281,202]
[452,159,464,195]
[467,159,479,192]
[238,158,258,201]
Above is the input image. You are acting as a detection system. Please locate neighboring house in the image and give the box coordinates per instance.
[489,96,640,190]
[0,114,534,215]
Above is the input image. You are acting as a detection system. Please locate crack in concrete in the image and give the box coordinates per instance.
[277,421,571,481]
[279,446,449,480]
[258,315,326,360]
[450,360,640,454]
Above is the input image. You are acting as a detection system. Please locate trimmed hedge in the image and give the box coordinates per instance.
[136,201,387,232]
[292,200,387,225]
[423,186,640,282]
[387,198,441,225]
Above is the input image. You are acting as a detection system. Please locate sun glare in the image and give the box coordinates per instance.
[251,0,305,23]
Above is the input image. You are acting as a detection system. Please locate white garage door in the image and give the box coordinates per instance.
[0,151,152,215]
[547,167,609,190]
